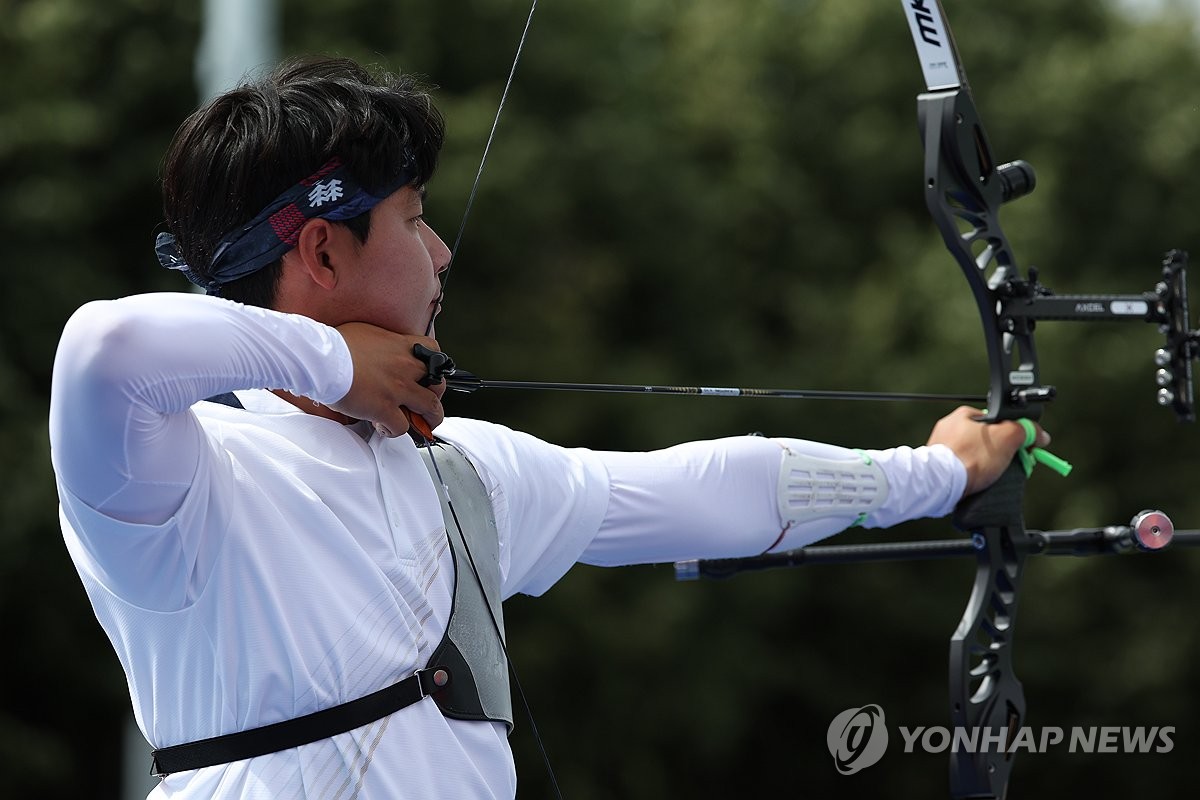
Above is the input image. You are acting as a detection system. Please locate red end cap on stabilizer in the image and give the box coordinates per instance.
[1130,510,1174,551]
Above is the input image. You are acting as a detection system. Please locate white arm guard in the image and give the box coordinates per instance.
[776,444,888,531]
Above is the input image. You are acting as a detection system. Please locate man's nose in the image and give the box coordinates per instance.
[423,224,452,273]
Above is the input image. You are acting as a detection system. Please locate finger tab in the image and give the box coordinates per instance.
[1015,418,1037,448]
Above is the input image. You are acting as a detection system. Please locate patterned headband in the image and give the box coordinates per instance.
[155,155,415,295]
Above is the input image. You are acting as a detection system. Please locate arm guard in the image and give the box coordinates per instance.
[776,444,888,531]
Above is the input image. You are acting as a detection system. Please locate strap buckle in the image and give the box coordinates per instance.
[417,665,451,697]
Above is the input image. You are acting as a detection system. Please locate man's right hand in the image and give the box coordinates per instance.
[329,322,447,438]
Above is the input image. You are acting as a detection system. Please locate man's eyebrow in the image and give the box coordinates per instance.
[416,185,428,203]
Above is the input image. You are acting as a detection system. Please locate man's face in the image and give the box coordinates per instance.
[330,185,451,336]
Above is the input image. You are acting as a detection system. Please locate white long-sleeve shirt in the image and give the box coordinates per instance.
[49,293,965,799]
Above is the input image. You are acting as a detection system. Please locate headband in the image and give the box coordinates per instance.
[156,155,415,295]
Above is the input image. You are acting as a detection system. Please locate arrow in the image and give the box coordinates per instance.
[442,371,986,404]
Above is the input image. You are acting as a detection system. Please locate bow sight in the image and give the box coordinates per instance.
[992,249,1197,422]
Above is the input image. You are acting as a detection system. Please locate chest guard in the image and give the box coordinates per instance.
[418,442,514,731]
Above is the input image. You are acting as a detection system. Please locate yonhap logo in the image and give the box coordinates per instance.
[827,704,889,774]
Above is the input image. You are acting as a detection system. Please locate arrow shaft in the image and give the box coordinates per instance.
[445,376,984,404]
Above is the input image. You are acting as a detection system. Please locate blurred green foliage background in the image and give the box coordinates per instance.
[4,0,1200,797]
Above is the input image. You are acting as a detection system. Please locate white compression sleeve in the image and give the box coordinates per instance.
[582,435,967,566]
[49,293,353,523]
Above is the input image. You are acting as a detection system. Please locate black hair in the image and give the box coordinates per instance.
[161,56,445,307]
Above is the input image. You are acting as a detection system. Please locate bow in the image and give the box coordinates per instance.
[903,4,1200,793]
[676,2,1200,798]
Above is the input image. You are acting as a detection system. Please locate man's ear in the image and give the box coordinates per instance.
[286,218,344,291]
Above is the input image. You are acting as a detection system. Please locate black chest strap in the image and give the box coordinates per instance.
[150,667,449,776]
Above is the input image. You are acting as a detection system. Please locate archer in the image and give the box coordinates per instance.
[48,56,1039,798]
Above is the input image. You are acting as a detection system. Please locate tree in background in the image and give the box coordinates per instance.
[4,0,1200,796]
[0,3,201,795]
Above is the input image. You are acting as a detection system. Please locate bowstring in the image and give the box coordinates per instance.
[425,0,540,337]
